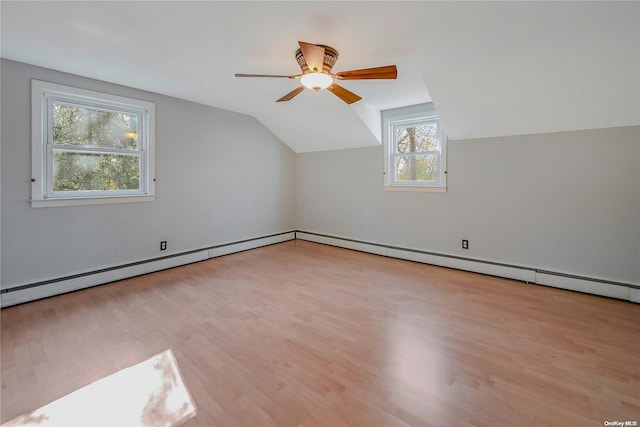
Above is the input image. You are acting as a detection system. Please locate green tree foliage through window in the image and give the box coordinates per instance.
[52,152,140,191]
[51,103,141,192]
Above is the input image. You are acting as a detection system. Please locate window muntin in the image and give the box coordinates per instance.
[32,80,155,207]
[383,104,446,191]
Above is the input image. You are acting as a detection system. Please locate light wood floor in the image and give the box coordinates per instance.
[2,240,639,426]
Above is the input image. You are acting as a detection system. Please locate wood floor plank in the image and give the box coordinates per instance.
[1,240,639,426]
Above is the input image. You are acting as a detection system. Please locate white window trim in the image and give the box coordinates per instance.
[31,80,156,207]
[382,103,447,192]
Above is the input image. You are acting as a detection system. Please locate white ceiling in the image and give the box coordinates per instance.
[2,1,639,153]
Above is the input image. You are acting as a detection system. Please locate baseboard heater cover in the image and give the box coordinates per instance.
[1,231,295,308]
[295,231,637,303]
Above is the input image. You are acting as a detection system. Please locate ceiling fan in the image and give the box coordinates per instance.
[235,41,397,104]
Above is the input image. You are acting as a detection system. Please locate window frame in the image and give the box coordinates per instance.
[31,80,156,208]
[382,103,447,192]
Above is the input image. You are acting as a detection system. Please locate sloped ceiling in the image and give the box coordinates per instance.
[2,1,638,152]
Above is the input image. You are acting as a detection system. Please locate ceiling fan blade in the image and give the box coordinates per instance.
[235,73,299,79]
[334,65,398,80]
[327,83,362,105]
[276,86,305,102]
[298,41,325,73]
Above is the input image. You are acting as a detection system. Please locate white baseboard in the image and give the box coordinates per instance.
[208,232,295,258]
[2,231,635,307]
[1,232,295,308]
[296,232,388,257]
[296,232,536,283]
[535,272,630,300]
[296,231,636,303]
[386,248,536,283]
[0,251,209,308]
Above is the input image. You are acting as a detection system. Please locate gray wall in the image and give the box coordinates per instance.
[1,59,296,288]
[296,126,640,285]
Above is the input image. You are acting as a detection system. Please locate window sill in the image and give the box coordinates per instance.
[31,195,155,208]
[384,186,447,193]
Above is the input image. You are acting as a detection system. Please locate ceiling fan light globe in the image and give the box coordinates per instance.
[301,72,333,91]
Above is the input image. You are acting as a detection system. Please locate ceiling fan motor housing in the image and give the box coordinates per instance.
[296,45,339,74]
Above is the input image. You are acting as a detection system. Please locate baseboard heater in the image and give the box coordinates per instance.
[295,231,640,304]
[2,230,637,307]
[0,231,296,308]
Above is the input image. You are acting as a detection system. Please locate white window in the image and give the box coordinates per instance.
[31,80,155,207]
[383,103,447,191]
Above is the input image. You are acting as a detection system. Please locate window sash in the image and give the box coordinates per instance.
[48,99,143,151]
[46,146,145,198]
[391,119,440,155]
[45,97,147,197]
[390,152,441,185]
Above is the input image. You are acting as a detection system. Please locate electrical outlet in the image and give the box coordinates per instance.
[160,241,167,251]
[462,239,469,250]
